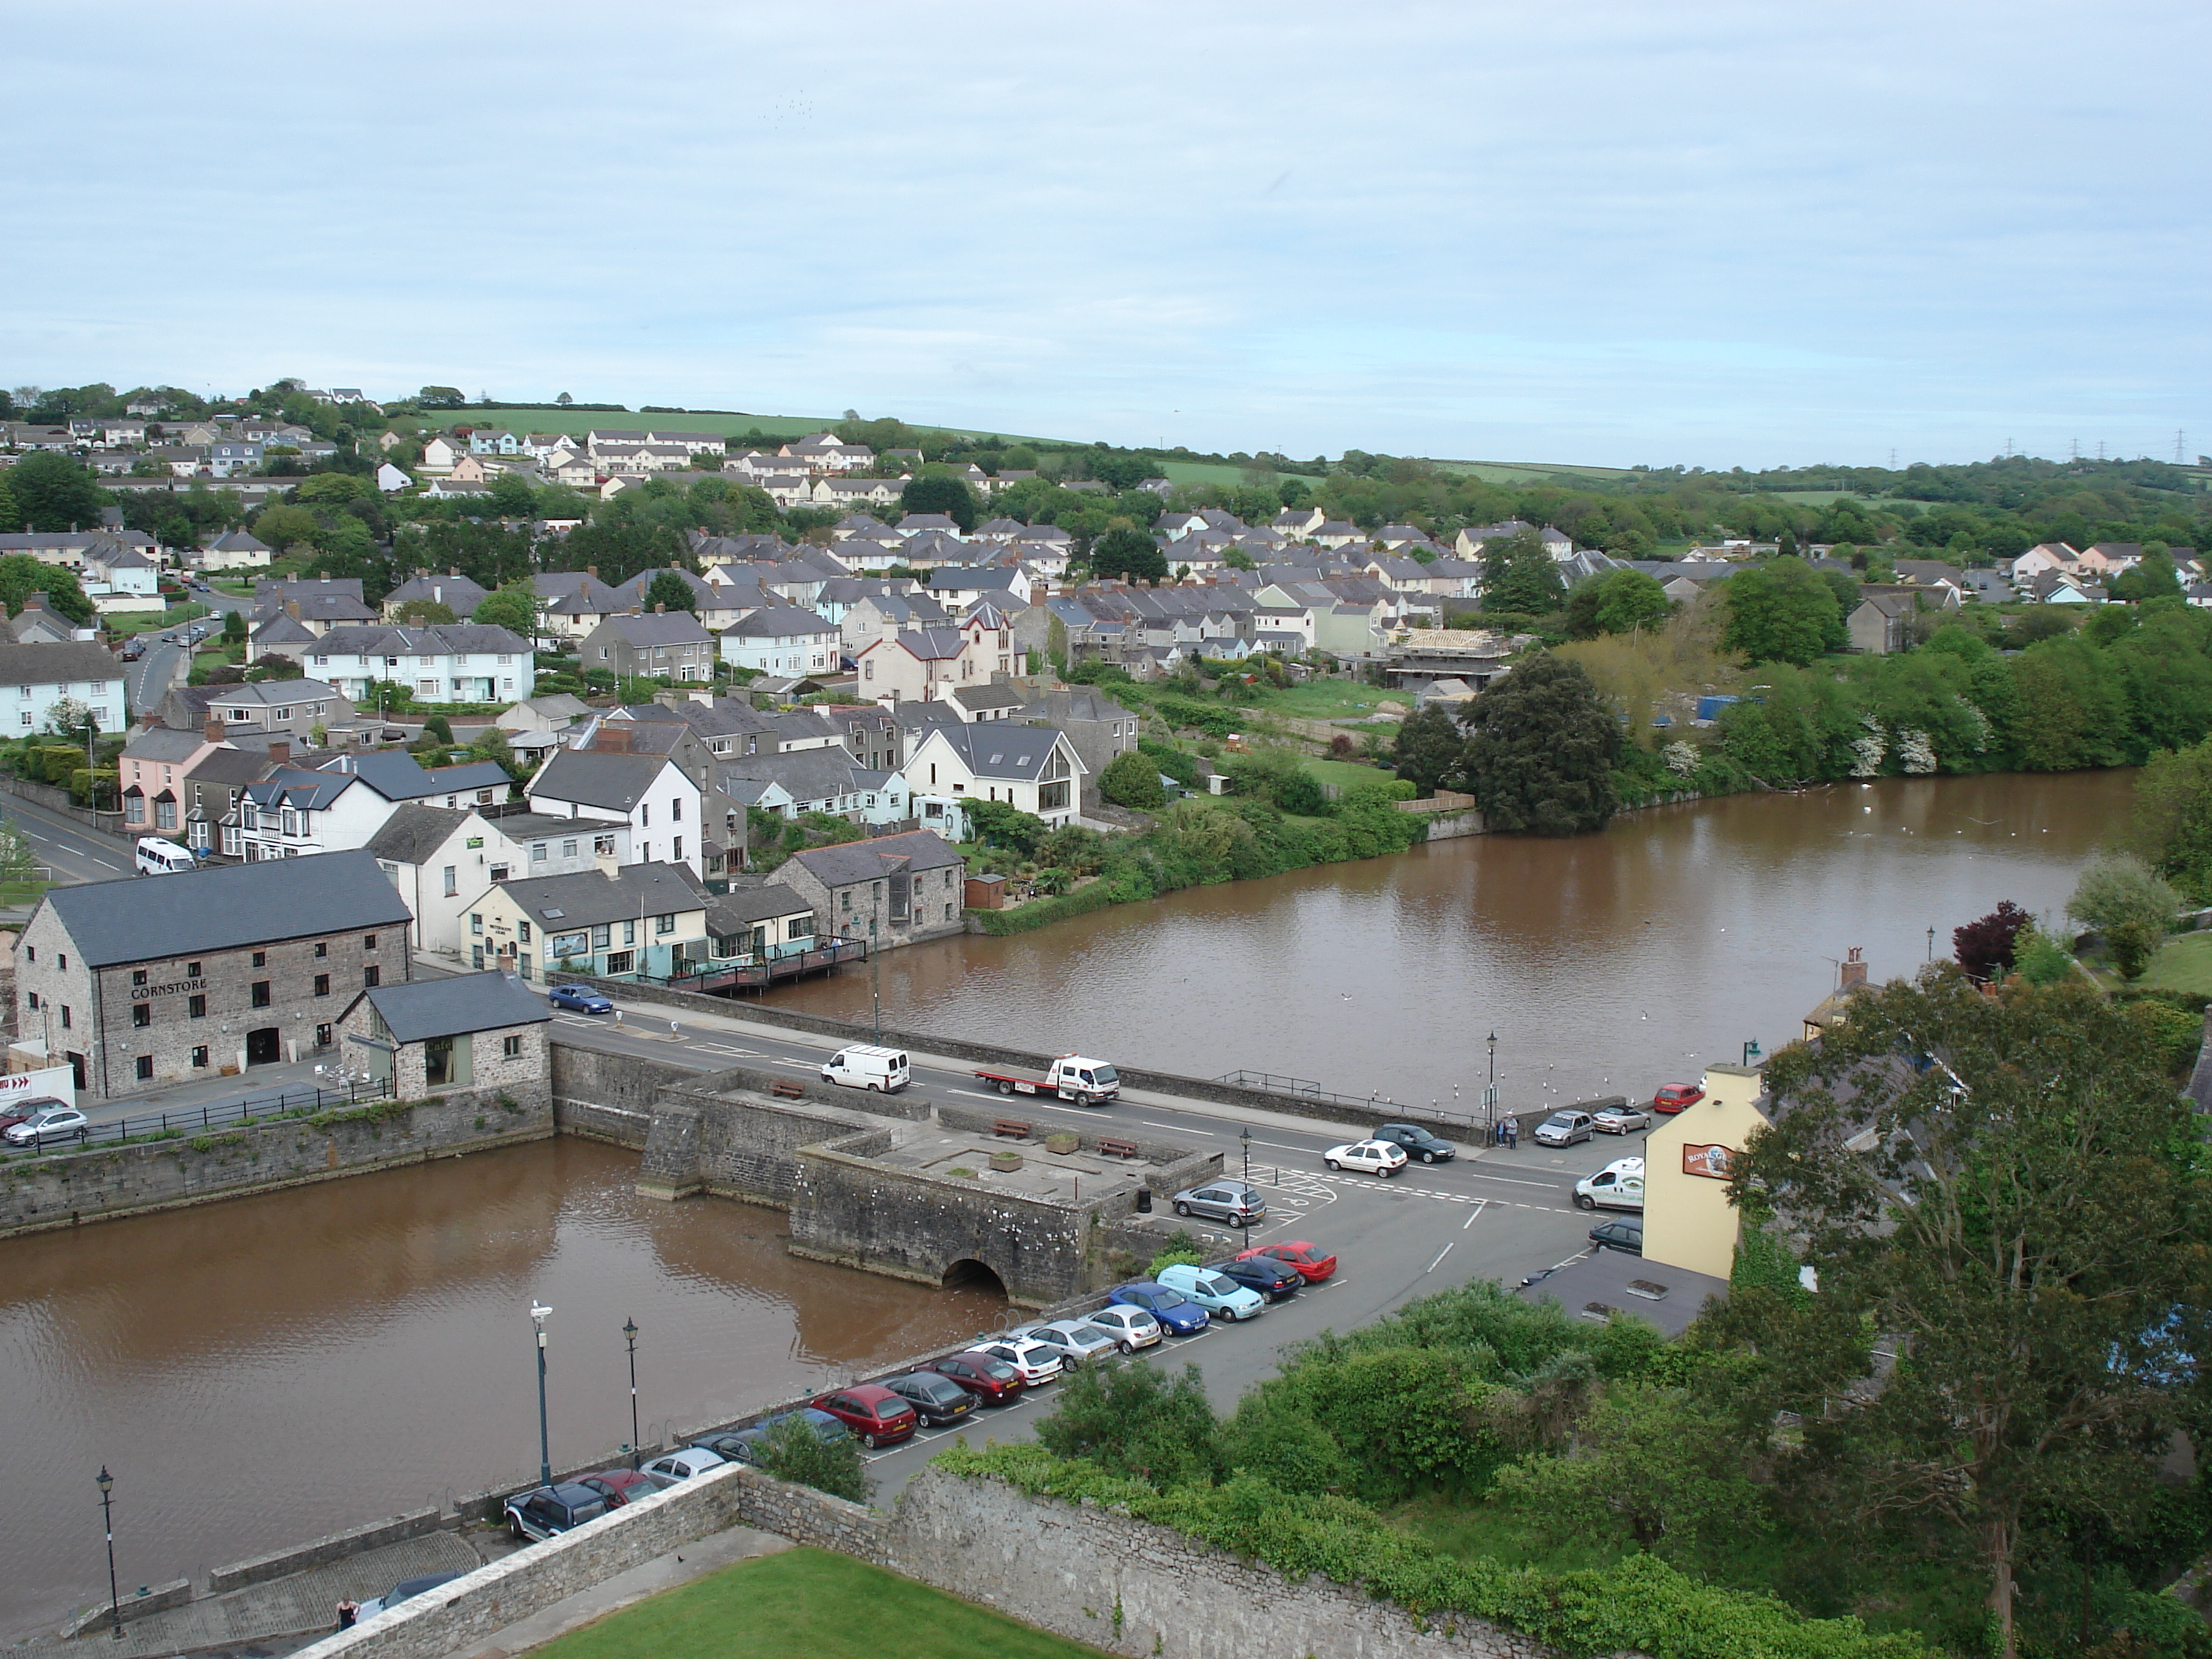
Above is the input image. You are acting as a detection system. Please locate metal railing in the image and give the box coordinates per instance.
[11,1076,397,1156]
[1214,1068,1483,1130]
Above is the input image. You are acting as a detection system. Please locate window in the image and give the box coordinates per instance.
[363,965,380,987]
[561,839,577,859]
[24,991,35,1010]
[672,835,683,862]
[313,974,330,997]
[60,1005,71,1029]
[531,842,548,863]
[518,919,532,943]
[57,954,65,971]
[471,913,483,936]
[313,942,327,958]
[186,960,200,977]
[442,866,457,897]
[132,1003,150,1029]
[670,797,682,821]
[503,1034,522,1059]
[251,950,266,969]
[655,913,675,936]
[639,803,650,826]
[620,917,635,946]
[490,864,509,881]
[364,935,377,950]
[135,1055,153,1080]
[591,924,610,949]
[316,1023,332,1048]
[190,1046,208,1068]
[132,969,148,987]
[251,981,271,1008]
[593,835,614,856]
[189,994,205,1019]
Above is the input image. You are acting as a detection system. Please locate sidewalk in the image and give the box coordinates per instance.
[79,1057,361,1129]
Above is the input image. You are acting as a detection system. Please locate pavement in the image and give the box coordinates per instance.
[74,1056,375,1132]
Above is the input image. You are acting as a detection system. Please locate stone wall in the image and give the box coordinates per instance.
[0,1085,551,1239]
[208,1508,445,1593]
[549,1042,695,1118]
[633,1065,921,1203]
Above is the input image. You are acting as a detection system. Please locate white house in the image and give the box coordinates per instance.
[904,721,1086,830]
[719,605,840,676]
[281,624,534,705]
[237,752,515,863]
[0,642,126,734]
[368,803,611,962]
[525,747,704,877]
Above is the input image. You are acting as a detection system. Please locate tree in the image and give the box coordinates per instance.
[1593,569,1674,636]
[1459,654,1619,835]
[899,474,979,533]
[393,599,457,625]
[963,798,1047,856]
[2130,735,2212,900]
[6,452,108,533]
[474,584,541,636]
[1480,529,1563,615]
[1092,526,1168,584]
[1098,749,1166,810]
[1035,1361,1221,1490]
[749,1414,866,1503]
[486,472,537,518]
[1951,899,2030,981]
[555,392,574,407]
[251,503,322,554]
[222,609,248,644]
[2067,853,2179,943]
[2110,551,2181,605]
[422,714,455,745]
[416,386,466,408]
[0,555,93,624]
[643,570,696,613]
[1730,972,2209,1659]
[1722,555,1844,665]
[1390,704,1464,794]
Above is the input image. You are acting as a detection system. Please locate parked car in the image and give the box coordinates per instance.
[639,1446,727,1489]
[0,1097,61,1138]
[3,1105,88,1147]
[709,1408,853,1464]
[119,640,145,661]
[1168,1178,1265,1227]
[1105,1281,1210,1335]
[881,1370,979,1426]
[575,1469,654,1507]
[923,1350,1026,1402]
[1324,1139,1408,1177]
[1209,1254,1302,1301]
[1650,1082,1705,1115]
[1237,1240,1337,1283]
[1371,1122,1456,1163]
[972,1335,1064,1386]
[1574,1158,1646,1212]
[1591,1104,1650,1135]
[547,984,613,1014]
[1008,1319,1121,1367]
[1082,1304,1163,1353]
[1588,1218,1645,1255]
[1154,1263,1266,1322]
[820,1044,908,1093]
[503,1483,609,1541]
[811,1383,918,1448]
[356,1571,467,1619]
[1534,1110,1595,1148]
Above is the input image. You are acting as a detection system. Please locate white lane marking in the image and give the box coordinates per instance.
[1463,1201,1486,1230]
[88,856,121,870]
[691,1043,756,1057]
[1145,1122,1212,1134]
[1426,1243,1456,1274]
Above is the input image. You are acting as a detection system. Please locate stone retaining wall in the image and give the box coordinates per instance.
[0,1086,552,1239]
[207,1507,447,1594]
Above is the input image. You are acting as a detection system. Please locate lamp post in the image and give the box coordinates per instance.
[530,1303,552,1489]
[870,928,881,1044]
[1926,925,1936,962]
[1240,1125,1251,1182]
[1485,1031,1498,1131]
[622,1317,641,1471]
[96,1467,120,1642]
[1741,1038,1763,1068]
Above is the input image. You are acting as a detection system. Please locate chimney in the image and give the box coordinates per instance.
[287,599,302,619]
[1839,946,1868,988]
[629,604,642,616]
[586,565,599,580]
[654,601,666,614]
[204,715,226,743]
[266,740,291,766]
[449,566,460,577]
[595,725,632,753]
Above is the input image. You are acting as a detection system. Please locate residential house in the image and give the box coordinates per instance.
[382,569,489,621]
[705,884,821,961]
[1847,594,1918,654]
[904,721,1085,830]
[238,752,515,862]
[580,610,717,683]
[469,862,711,981]
[525,747,704,876]
[0,642,126,735]
[9,595,80,644]
[368,803,606,960]
[468,430,521,455]
[119,723,224,839]
[766,829,967,950]
[418,436,464,475]
[580,713,749,878]
[498,694,591,735]
[1015,687,1140,808]
[336,971,550,1097]
[276,624,533,705]
[198,530,272,571]
[532,569,629,639]
[719,605,840,677]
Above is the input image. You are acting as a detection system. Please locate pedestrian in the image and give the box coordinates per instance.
[1506,1117,1519,1150]
[335,1600,360,1631]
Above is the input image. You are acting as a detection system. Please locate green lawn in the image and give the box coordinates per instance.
[2133,931,2212,998]
[1155,458,1284,489]
[1303,756,1392,790]
[532,1547,1109,1659]
[1248,680,1409,722]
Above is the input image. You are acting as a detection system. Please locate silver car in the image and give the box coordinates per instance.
[1591,1104,1650,1135]
[1008,1319,1120,1367]
[1083,1305,1163,1353]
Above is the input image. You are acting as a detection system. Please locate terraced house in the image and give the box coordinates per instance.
[253,623,533,705]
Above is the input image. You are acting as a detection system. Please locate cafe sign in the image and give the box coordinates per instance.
[1680,1143,1737,1181]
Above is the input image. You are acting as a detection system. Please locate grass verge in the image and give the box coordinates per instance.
[2136,930,2212,998]
[530,1546,1110,1659]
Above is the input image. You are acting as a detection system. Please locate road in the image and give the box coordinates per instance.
[529,981,1646,1496]
[0,784,134,885]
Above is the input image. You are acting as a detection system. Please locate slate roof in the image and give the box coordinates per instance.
[0,642,123,687]
[707,885,817,931]
[122,726,211,764]
[496,862,708,928]
[714,749,862,804]
[357,971,551,1043]
[881,628,967,661]
[321,751,511,802]
[784,830,964,888]
[950,683,1025,712]
[723,605,837,639]
[39,848,412,967]
[384,572,490,613]
[364,804,472,865]
[301,623,532,657]
[528,747,678,812]
[585,612,715,647]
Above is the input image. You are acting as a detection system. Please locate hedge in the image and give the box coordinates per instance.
[937,1443,1931,1659]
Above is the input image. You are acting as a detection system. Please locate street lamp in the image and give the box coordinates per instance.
[1240,1126,1251,1182]
[96,1467,120,1642]
[622,1317,641,1471]
[530,1303,553,1489]
[1485,1031,1499,1131]
[1742,1038,1763,1068]
[1926,925,1936,962]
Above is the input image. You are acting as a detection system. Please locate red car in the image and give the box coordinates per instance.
[1237,1240,1337,1284]
[923,1350,1026,1404]
[0,1097,62,1138]
[1650,1083,1705,1115]
[810,1383,918,1448]
[576,1468,654,1507]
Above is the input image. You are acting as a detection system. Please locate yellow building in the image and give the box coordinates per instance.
[1643,1062,1769,1280]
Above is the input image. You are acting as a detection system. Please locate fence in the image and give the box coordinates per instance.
[24,1076,397,1154]
[1214,1068,1484,1131]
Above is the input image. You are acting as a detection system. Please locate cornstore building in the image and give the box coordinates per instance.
[14,850,415,1098]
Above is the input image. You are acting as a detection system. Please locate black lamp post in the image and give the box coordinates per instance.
[530,1303,552,1489]
[96,1467,120,1642]
[1240,1126,1251,1182]
[1486,1031,1498,1130]
[622,1317,641,1471]
[1742,1038,1763,1068]
[1927,925,1936,962]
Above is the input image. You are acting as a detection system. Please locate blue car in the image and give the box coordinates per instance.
[548,985,614,1014]
[1106,1281,1210,1335]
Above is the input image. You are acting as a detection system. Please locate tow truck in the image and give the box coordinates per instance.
[972,1055,1120,1107]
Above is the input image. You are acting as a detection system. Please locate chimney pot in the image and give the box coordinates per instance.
[204,715,226,743]
[266,739,291,766]
[1840,947,1868,987]
[587,565,599,580]
[654,601,666,613]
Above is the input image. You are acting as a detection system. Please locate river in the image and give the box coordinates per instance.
[0,770,2134,1636]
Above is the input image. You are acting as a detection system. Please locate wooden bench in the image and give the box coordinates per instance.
[770,1079,805,1100]
[991,1119,1031,1140]
[1096,1136,1141,1160]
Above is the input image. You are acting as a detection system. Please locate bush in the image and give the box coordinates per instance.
[1034,1361,1221,1489]
[1137,736,1200,788]
[750,1414,867,1503]
[1099,749,1166,810]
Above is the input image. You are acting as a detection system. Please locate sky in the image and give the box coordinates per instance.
[2,2,2204,470]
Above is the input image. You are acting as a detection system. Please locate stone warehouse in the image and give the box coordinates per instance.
[14,850,414,1098]
[336,971,551,1098]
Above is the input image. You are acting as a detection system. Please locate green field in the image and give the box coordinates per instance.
[1249,679,1409,722]
[398,408,837,442]
[2137,931,2212,998]
[1155,458,1285,489]
[531,1547,1108,1659]
[1302,756,1393,789]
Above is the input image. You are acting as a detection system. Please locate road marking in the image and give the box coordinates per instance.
[1463,1201,1486,1230]
[1425,1243,1455,1274]
[691,1043,756,1057]
[1144,1122,1211,1135]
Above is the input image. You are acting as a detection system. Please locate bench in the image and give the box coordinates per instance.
[991,1119,1031,1140]
[1096,1136,1141,1160]
[770,1079,805,1100]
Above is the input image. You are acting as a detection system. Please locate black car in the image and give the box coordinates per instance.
[502,1482,608,1542]
[690,1430,755,1463]
[1588,1218,1644,1256]
[882,1370,980,1426]
[1373,1122,1456,1163]
[1209,1255,1302,1301]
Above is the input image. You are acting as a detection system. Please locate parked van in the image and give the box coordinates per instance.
[1574,1157,1645,1212]
[821,1045,910,1093]
[135,837,196,876]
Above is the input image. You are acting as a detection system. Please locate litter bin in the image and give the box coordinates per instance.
[1135,1188,1152,1213]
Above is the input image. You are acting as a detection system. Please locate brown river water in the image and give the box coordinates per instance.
[0,770,2133,1635]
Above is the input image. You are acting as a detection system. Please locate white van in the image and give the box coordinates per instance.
[821,1045,910,1093]
[136,837,197,876]
[1574,1156,1645,1212]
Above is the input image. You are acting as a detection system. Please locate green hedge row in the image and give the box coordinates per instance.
[936,1442,1930,1659]
[965,875,1136,936]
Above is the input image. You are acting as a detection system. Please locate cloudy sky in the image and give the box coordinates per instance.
[3,2,2202,468]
